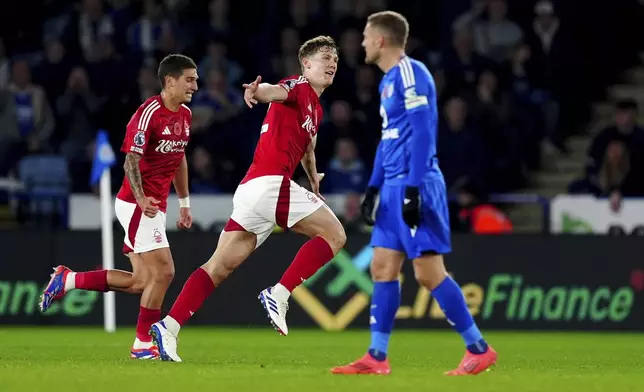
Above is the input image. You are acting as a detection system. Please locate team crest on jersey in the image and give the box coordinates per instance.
[281,79,297,91]
[173,122,182,136]
[381,83,394,99]
[134,131,145,146]
[184,121,190,136]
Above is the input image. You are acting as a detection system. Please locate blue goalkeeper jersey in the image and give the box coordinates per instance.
[368,55,451,257]
[370,55,442,187]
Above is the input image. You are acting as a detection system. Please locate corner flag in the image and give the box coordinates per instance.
[90,129,116,186]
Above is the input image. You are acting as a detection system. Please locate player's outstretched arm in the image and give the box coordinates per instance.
[243,75,288,108]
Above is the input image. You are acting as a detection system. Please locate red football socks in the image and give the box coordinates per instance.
[136,306,161,342]
[279,236,334,291]
[168,268,215,326]
[75,270,108,292]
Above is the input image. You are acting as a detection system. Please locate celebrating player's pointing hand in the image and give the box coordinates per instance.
[243,75,262,108]
[137,196,161,218]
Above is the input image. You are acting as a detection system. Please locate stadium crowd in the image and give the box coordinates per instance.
[0,0,642,230]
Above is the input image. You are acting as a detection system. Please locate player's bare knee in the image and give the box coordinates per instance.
[414,270,436,290]
[203,257,237,286]
[328,225,347,254]
[370,248,405,281]
[129,271,148,294]
[203,233,255,285]
[153,265,175,286]
[370,258,400,281]
[413,254,448,290]
[150,259,175,285]
[319,220,346,255]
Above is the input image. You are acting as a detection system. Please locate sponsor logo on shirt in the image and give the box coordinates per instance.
[382,128,400,140]
[302,114,317,137]
[155,140,189,154]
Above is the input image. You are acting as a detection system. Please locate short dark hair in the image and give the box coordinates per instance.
[157,54,197,87]
[367,11,410,48]
[298,35,338,65]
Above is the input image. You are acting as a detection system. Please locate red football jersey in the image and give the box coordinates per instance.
[241,75,323,183]
[117,95,191,212]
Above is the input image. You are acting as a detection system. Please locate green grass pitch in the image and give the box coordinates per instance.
[1,327,642,391]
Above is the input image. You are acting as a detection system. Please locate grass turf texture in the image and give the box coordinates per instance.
[1,327,642,391]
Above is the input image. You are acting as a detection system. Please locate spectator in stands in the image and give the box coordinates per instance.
[442,27,491,93]
[323,138,367,194]
[569,99,644,209]
[154,23,184,64]
[271,28,301,80]
[333,0,385,33]
[0,39,9,89]
[62,0,115,62]
[191,66,248,180]
[0,89,20,175]
[33,39,73,108]
[334,28,363,95]
[56,67,102,165]
[526,0,564,88]
[7,59,56,156]
[352,65,380,141]
[454,0,523,63]
[467,68,528,191]
[189,146,222,194]
[438,95,487,199]
[198,39,244,90]
[202,0,233,40]
[282,0,325,40]
[318,100,367,166]
[88,37,129,98]
[501,43,547,170]
[525,0,580,152]
[136,65,159,103]
[127,0,174,61]
[190,67,243,131]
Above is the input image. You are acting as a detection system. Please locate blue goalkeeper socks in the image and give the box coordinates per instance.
[432,276,488,354]
[368,281,400,361]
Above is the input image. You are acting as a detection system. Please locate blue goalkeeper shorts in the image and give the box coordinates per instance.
[370,176,451,259]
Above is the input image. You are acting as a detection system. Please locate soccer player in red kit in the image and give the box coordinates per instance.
[39,54,198,360]
[150,36,345,362]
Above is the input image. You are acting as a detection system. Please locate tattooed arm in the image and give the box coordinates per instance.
[124,152,159,217]
[124,153,145,202]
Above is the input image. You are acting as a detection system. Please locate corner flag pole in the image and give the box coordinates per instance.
[91,129,117,333]
[100,168,116,333]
